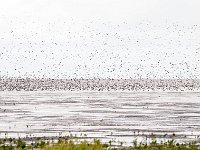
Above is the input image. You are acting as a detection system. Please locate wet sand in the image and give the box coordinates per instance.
[0,91,200,145]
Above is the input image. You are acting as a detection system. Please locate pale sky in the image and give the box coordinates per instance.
[0,0,200,78]
[1,0,200,23]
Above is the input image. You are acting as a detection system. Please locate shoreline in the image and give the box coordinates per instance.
[0,91,200,145]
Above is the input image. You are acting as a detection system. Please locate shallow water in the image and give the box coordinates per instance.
[0,91,200,144]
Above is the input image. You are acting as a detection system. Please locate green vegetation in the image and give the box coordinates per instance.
[0,136,200,150]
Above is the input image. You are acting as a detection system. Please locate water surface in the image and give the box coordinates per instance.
[0,91,200,144]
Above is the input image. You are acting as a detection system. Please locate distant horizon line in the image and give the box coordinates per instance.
[0,77,200,80]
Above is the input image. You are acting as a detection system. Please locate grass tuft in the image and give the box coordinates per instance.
[0,136,200,150]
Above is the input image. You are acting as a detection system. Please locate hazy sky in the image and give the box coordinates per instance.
[0,0,200,78]
[1,0,200,23]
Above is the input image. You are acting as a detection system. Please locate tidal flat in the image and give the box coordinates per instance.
[0,91,200,146]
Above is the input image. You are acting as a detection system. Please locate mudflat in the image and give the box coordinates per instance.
[0,91,200,145]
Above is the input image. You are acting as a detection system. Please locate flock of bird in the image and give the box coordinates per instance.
[0,78,199,91]
[0,17,200,89]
